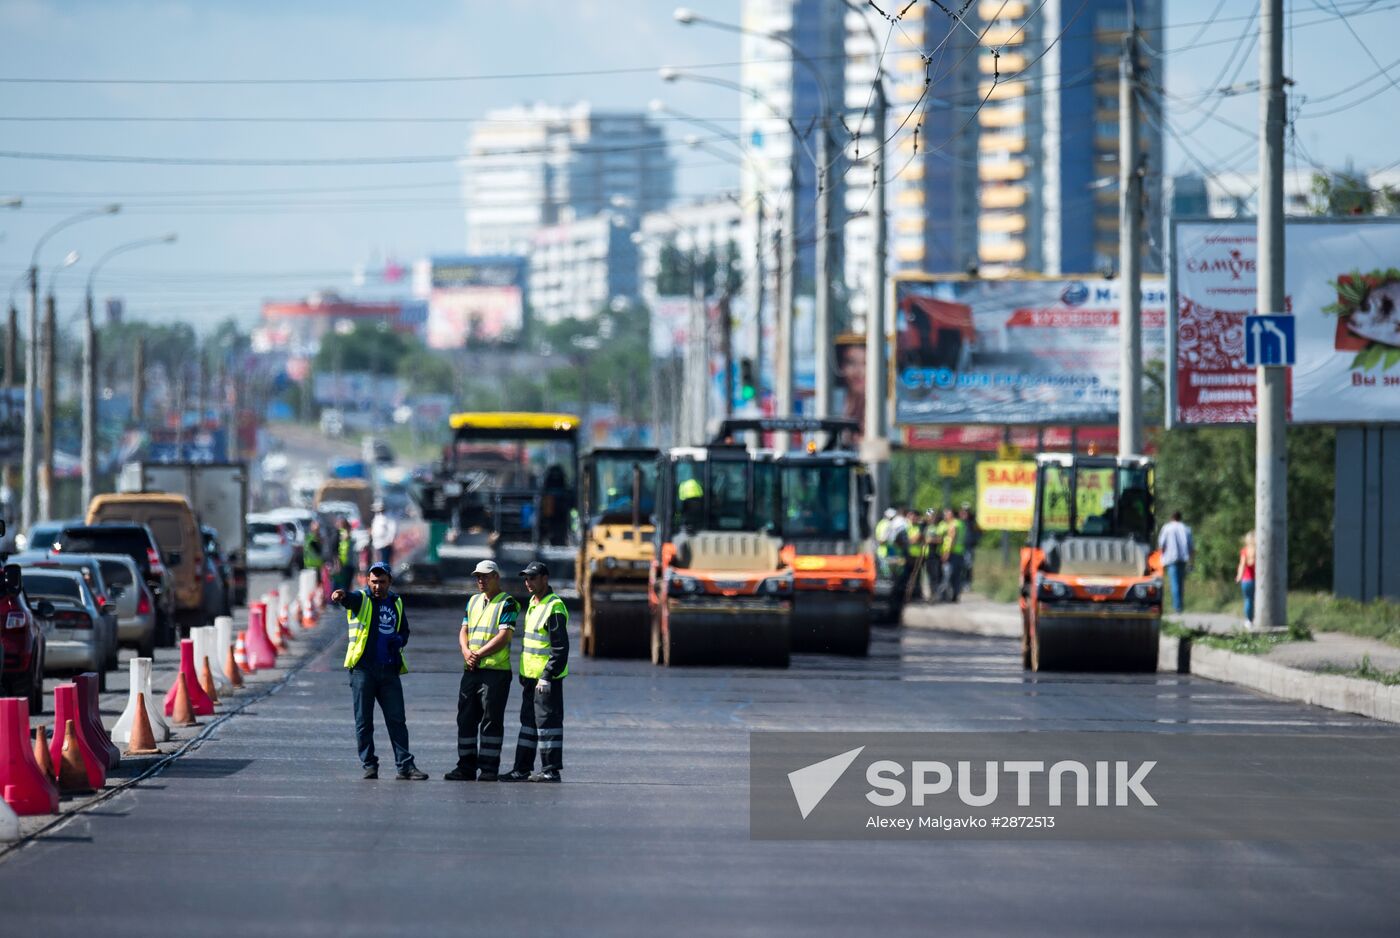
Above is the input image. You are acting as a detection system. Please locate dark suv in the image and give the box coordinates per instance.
[57,523,178,646]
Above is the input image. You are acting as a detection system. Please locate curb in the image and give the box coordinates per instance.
[1161,634,1400,724]
[1,622,340,859]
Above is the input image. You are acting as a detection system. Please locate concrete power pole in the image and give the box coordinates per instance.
[863,80,891,516]
[1118,10,1143,456]
[1256,0,1288,631]
[776,141,799,438]
[22,269,37,532]
[39,294,55,521]
[81,289,97,508]
[131,337,145,425]
[814,125,834,418]
[3,304,16,500]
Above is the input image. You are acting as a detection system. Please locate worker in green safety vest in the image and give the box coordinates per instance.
[938,507,967,603]
[332,562,428,780]
[334,516,355,591]
[445,559,519,782]
[501,561,570,783]
[302,520,323,572]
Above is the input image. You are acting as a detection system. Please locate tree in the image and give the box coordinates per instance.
[314,322,411,375]
[1310,171,1400,217]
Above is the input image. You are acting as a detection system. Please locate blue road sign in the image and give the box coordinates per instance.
[1244,314,1296,367]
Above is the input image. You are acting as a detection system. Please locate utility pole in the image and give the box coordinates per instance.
[1118,6,1143,456]
[3,303,16,503]
[22,268,37,531]
[814,124,834,418]
[689,244,707,444]
[81,290,96,507]
[131,337,145,425]
[1256,0,1288,631]
[776,140,799,439]
[863,77,891,517]
[39,294,55,521]
[720,294,734,418]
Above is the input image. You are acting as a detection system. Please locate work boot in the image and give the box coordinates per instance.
[477,770,499,782]
[499,769,531,782]
[362,765,378,780]
[396,765,428,781]
[443,765,477,781]
[528,770,561,783]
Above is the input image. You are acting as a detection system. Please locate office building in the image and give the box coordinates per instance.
[528,209,640,325]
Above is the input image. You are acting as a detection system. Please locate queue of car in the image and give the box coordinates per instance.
[1,488,246,708]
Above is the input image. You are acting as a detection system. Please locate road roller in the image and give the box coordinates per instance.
[577,447,658,658]
[1019,453,1162,673]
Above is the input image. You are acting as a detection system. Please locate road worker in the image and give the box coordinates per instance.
[445,560,518,781]
[501,561,569,783]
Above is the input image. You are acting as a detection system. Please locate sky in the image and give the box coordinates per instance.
[1,0,1398,330]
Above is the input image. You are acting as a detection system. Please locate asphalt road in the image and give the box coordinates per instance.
[3,599,1400,936]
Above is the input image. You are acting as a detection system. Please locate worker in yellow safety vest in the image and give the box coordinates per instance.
[332,562,428,780]
[445,559,519,782]
[501,561,570,783]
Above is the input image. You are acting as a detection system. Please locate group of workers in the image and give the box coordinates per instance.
[876,503,981,604]
[330,557,570,784]
[300,501,399,595]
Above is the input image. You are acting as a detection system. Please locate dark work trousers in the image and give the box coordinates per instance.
[349,666,414,771]
[512,677,565,774]
[457,668,511,773]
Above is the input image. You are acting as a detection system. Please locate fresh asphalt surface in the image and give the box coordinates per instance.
[3,597,1400,936]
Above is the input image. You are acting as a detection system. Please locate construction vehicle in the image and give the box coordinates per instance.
[1019,453,1162,672]
[577,447,658,658]
[649,444,792,668]
[711,417,875,656]
[416,412,579,596]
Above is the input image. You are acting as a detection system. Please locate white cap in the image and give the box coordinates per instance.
[472,560,500,575]
[883,508,897,520]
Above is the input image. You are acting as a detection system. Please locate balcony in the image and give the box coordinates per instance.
[980,80,1025,102]
[979,160,1027,182]
[980,240,1027,264]
[980,107,1026,129]
[980,0,1026,17]
[981,184,1027,209]
[979,132,1026,154]
[979,212,1027,234]
[983,25,1026,46]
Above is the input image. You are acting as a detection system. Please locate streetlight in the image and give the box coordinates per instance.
[38,251,80,521]
[82,233,177,505]
[23,204,119,529]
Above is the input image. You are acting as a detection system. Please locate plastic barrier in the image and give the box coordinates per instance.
[194,624,228,691]
[163,640,215,717]
[245,603,277,670]
[0,698,59,815]
[50,685,105,791]
[73,673,121,769]
[168,673,199,727]
[265,590,282,637]
[114,658,171,744]
[0,791,18,841]
[123,693,161,756]
[214,616,235,679]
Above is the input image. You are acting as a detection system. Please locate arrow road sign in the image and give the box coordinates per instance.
[1244,314,1295,367]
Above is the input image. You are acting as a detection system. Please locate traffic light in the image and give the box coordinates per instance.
[739,358,757,402]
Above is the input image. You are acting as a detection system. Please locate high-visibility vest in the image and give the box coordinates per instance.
[943,518,966,556]
[338,535,351,565]
[303,532,322,570]
[464,591,517,671]
[343,593,407,673]
[520,592,568,680]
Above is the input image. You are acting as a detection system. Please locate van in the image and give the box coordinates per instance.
[86,493,205,631]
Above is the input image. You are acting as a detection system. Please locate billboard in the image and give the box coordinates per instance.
[1172,218,1400,425]
[893,277,1166,426]
[423,256,526,349]
[975,460,1036,532]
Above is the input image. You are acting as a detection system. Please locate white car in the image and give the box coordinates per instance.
[247,513,297,575]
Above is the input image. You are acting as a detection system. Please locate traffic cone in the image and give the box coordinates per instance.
[123,693,161,756]
[0,698,59,815]
[56,719,96,794]
[234,630,253,675]
[163,639,215,717]
[199,657,220,705]
[33,724,55,780]
[223,643,244,687]
[168,673,199,728]
[74,673,121,769]
[246,603,277,670]
[114,657,171,745]
[50,684,106,791]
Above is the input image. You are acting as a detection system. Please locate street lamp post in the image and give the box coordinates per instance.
[82,234,177,506]
[40,252,80,522]
[23,204,119,529]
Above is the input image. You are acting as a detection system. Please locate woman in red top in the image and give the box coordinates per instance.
[1235,531,1256,627]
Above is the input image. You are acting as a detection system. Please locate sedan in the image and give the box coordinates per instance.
[1,563,51,713]
[247,514,296,576]
[92,553,158,658]
[14,551,121,671]
[26,569,116,691]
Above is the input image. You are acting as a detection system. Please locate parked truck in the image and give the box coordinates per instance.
[118,461,250,607]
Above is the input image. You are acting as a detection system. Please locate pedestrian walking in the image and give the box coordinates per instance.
[332,563,427,780]
[445,560,518,782]
[1236,530,1256,628]
[502,562,569,783]
[959,504,981,589]
[370,502,398,568]
[1158,511,1195,614]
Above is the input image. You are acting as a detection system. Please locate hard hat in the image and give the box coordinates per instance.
[883,508,896,520]
[678,478,703,502]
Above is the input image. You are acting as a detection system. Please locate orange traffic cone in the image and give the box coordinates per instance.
[235,631,252,674]
[169,673,199,727]
[33,723,55,780]
[124,693,161,756]
[57,719,95,794]
[223,643,244,687]
[199,657,220,705]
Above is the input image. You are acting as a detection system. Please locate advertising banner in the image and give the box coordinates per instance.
[975,460,1036,532]
[893,277,1166,426]
[1172,218,1400,425]
[424,256,526,349]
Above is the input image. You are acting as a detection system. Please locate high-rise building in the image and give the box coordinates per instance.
[528,209,640,325]
[461,103,675,257]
